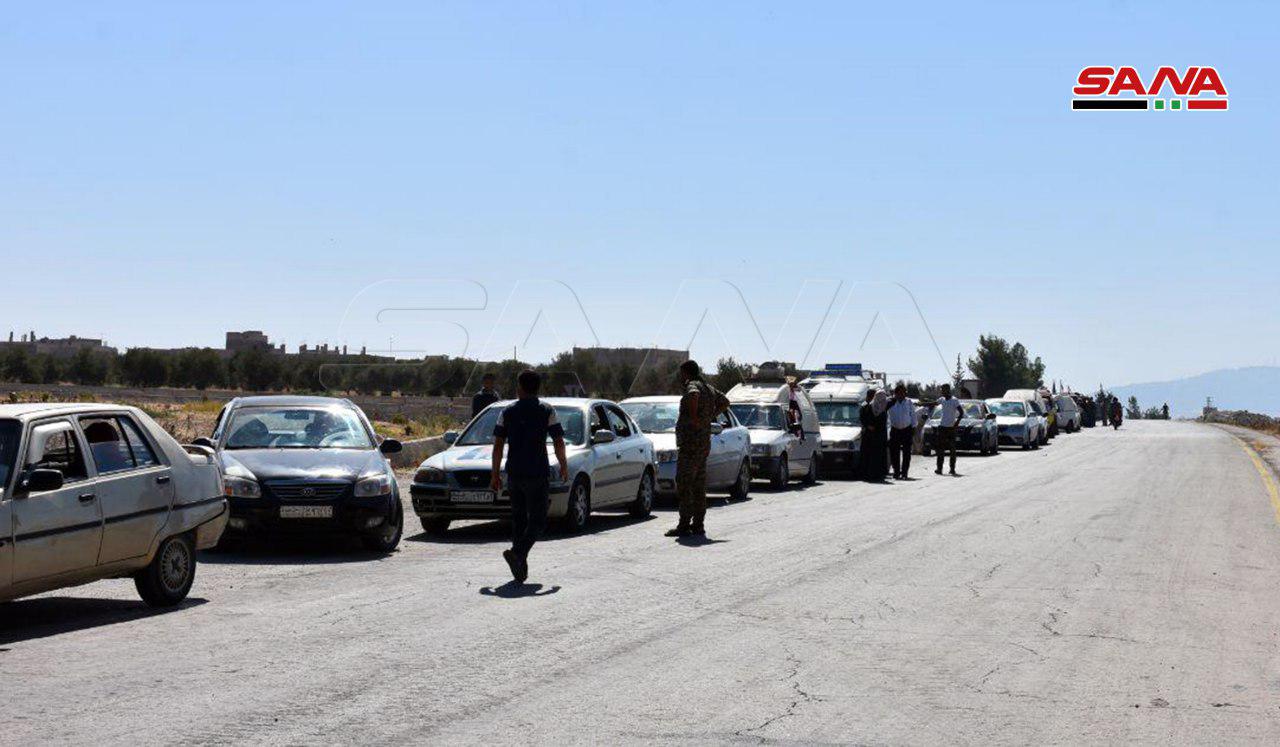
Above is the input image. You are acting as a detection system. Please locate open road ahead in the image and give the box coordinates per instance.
[3,420,1280,744]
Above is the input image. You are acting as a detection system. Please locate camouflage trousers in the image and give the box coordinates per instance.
[675,441,711,525]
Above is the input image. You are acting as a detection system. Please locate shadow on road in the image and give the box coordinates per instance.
[0,596,208,646]
[676,535,730,547]
[200,534,391,565]
[408,512,655,545]
[479,581,561,598]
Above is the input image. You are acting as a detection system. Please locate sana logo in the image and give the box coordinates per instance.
[1072,66,1227,111]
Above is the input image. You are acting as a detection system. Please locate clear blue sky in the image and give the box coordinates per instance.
[2,2,1275,389]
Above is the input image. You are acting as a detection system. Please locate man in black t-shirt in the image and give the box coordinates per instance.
[491,370,569,583]
[472,372,501,418]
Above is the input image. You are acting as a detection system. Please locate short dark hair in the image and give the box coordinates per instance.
[679,360,701,379]
[517,369,541,395]
[482,371,496,382]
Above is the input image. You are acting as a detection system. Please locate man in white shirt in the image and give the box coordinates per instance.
[934,383,963,476]
[886,383,917,479]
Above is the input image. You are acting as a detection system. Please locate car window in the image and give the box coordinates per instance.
[457,404,587,446]
[591,405,610,434]
[0,419,21,490]
[620,401,679,433]
[119,417,161,467]
[80,417,136,474]
[605,406,633,437]
[223,406,374,450]
[716,411,733,428]
[29,426,89,482]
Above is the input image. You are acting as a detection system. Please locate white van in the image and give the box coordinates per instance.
[727,381,820,488]
[803,374,871,476]
[1053,394,1081,432]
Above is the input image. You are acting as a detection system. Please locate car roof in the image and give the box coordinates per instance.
[619,395,679,404]
[0,402,135,420]
[228,395,355,408]
[727,382,790,404]
[486,397,609,409]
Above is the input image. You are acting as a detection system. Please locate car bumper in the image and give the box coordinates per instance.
[817,449,859,473]
[226,493,399,535]
[410,483,572,520]
[748,454,782,478]
[997,428,1030,445]
[655,460,677,494]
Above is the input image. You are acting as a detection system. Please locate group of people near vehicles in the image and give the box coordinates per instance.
[855,383,966,482]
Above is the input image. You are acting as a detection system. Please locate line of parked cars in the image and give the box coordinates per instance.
[0,378,1092,606]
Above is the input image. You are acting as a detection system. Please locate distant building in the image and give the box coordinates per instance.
[572,346,689,370]
[225,330,274,354]
[0,331,117,359]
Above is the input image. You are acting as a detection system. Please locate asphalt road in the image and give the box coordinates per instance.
[4,420,1280,744]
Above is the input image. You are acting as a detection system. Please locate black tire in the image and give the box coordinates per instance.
[362,499,403,553]
[769,454,788,490]
[629,469,654,518]
[728,459,751,501]
[420,517,451,535]
[135,533,196,608]
[802,454,818,485]
[559,477,591,532]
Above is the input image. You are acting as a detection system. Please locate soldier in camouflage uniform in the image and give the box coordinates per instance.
[666,360,729,537]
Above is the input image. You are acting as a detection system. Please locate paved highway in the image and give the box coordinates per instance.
[3,421,1279,744]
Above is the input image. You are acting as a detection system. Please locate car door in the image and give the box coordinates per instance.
[707,410,734,485]
[587,405,625,504]
[605,405,648,500]
[81,414,175,565]
[722,409,750,483]
[10,419,103,584]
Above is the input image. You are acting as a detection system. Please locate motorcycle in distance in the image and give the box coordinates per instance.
[1109,400,1123,430]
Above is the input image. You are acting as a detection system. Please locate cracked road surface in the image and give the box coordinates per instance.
[4,421,1280,743]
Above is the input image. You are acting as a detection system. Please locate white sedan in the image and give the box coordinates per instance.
[986,399,1042,450]
[620,396,752,501]
[0,403,228,607]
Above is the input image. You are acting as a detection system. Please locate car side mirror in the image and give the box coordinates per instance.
[443,431,459,446]
[986,413,996,420]
[709,422,724,435]
[191,436,216,449]
[591,429,616,445]
[23,468,64,494]
[379,438,403,455]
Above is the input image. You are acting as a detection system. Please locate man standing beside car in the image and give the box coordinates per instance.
[472,372,501,418]
[933,383,962,476]
[887,384,917,480]
[667,359,730,538]
[490,370,569,584]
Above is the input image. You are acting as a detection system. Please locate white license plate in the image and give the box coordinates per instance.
[280,505,334,519]
[451,490,496,504]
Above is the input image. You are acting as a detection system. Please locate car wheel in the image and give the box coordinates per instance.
[135,533,196,608]
[559,477,591,532]
[362,499,403,553]
[629,469,654,518]
[728,459,751,501]
[802,454,818,485]
[770,454,789,490]
[421,517,451,536]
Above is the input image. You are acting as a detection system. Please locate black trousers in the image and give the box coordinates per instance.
[889,427,914,478]
[509,476,549,560]
[935,426,957,473]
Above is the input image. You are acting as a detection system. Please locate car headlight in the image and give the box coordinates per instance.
[750,443,774,456]
[355,473,393,498]
[656,449,678,464]
[825,440,854,450]
[223,475,261,499]
[415,466,446,484]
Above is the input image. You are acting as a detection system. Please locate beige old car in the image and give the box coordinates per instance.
[0,403,228,607]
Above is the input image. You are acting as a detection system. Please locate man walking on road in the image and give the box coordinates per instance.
[472,372,501,418]
[490,370,569,584]
[887,384,917,480]
[933,383,962,476]
[666,359,730,538]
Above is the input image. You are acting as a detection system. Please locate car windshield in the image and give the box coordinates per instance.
[0,419,19,491]
[988,401,1026,417]
[620,402,679,433]
[815,402,859,426]
[223,406,374,450]
[730,404,785,430]
[458,405,586,446]
[930,403,984,420]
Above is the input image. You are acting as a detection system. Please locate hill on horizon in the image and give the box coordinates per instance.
[1110,366,1280,419]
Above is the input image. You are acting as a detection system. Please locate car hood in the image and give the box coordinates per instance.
[747,429,788,446]
[642,432,678,452]
[818,425,862,442]
[220,448,385,482]
[995,416,1028,426]
[423,443,586,471]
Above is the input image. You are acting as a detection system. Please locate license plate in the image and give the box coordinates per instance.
[451,490,496,504]
[280,505,334,519]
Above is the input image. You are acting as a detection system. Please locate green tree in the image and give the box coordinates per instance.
[966,335,1046,396]
[68,347,112,385]
[121,348,170,387]
[1126,395,1142,420]
[172,348,227,390]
